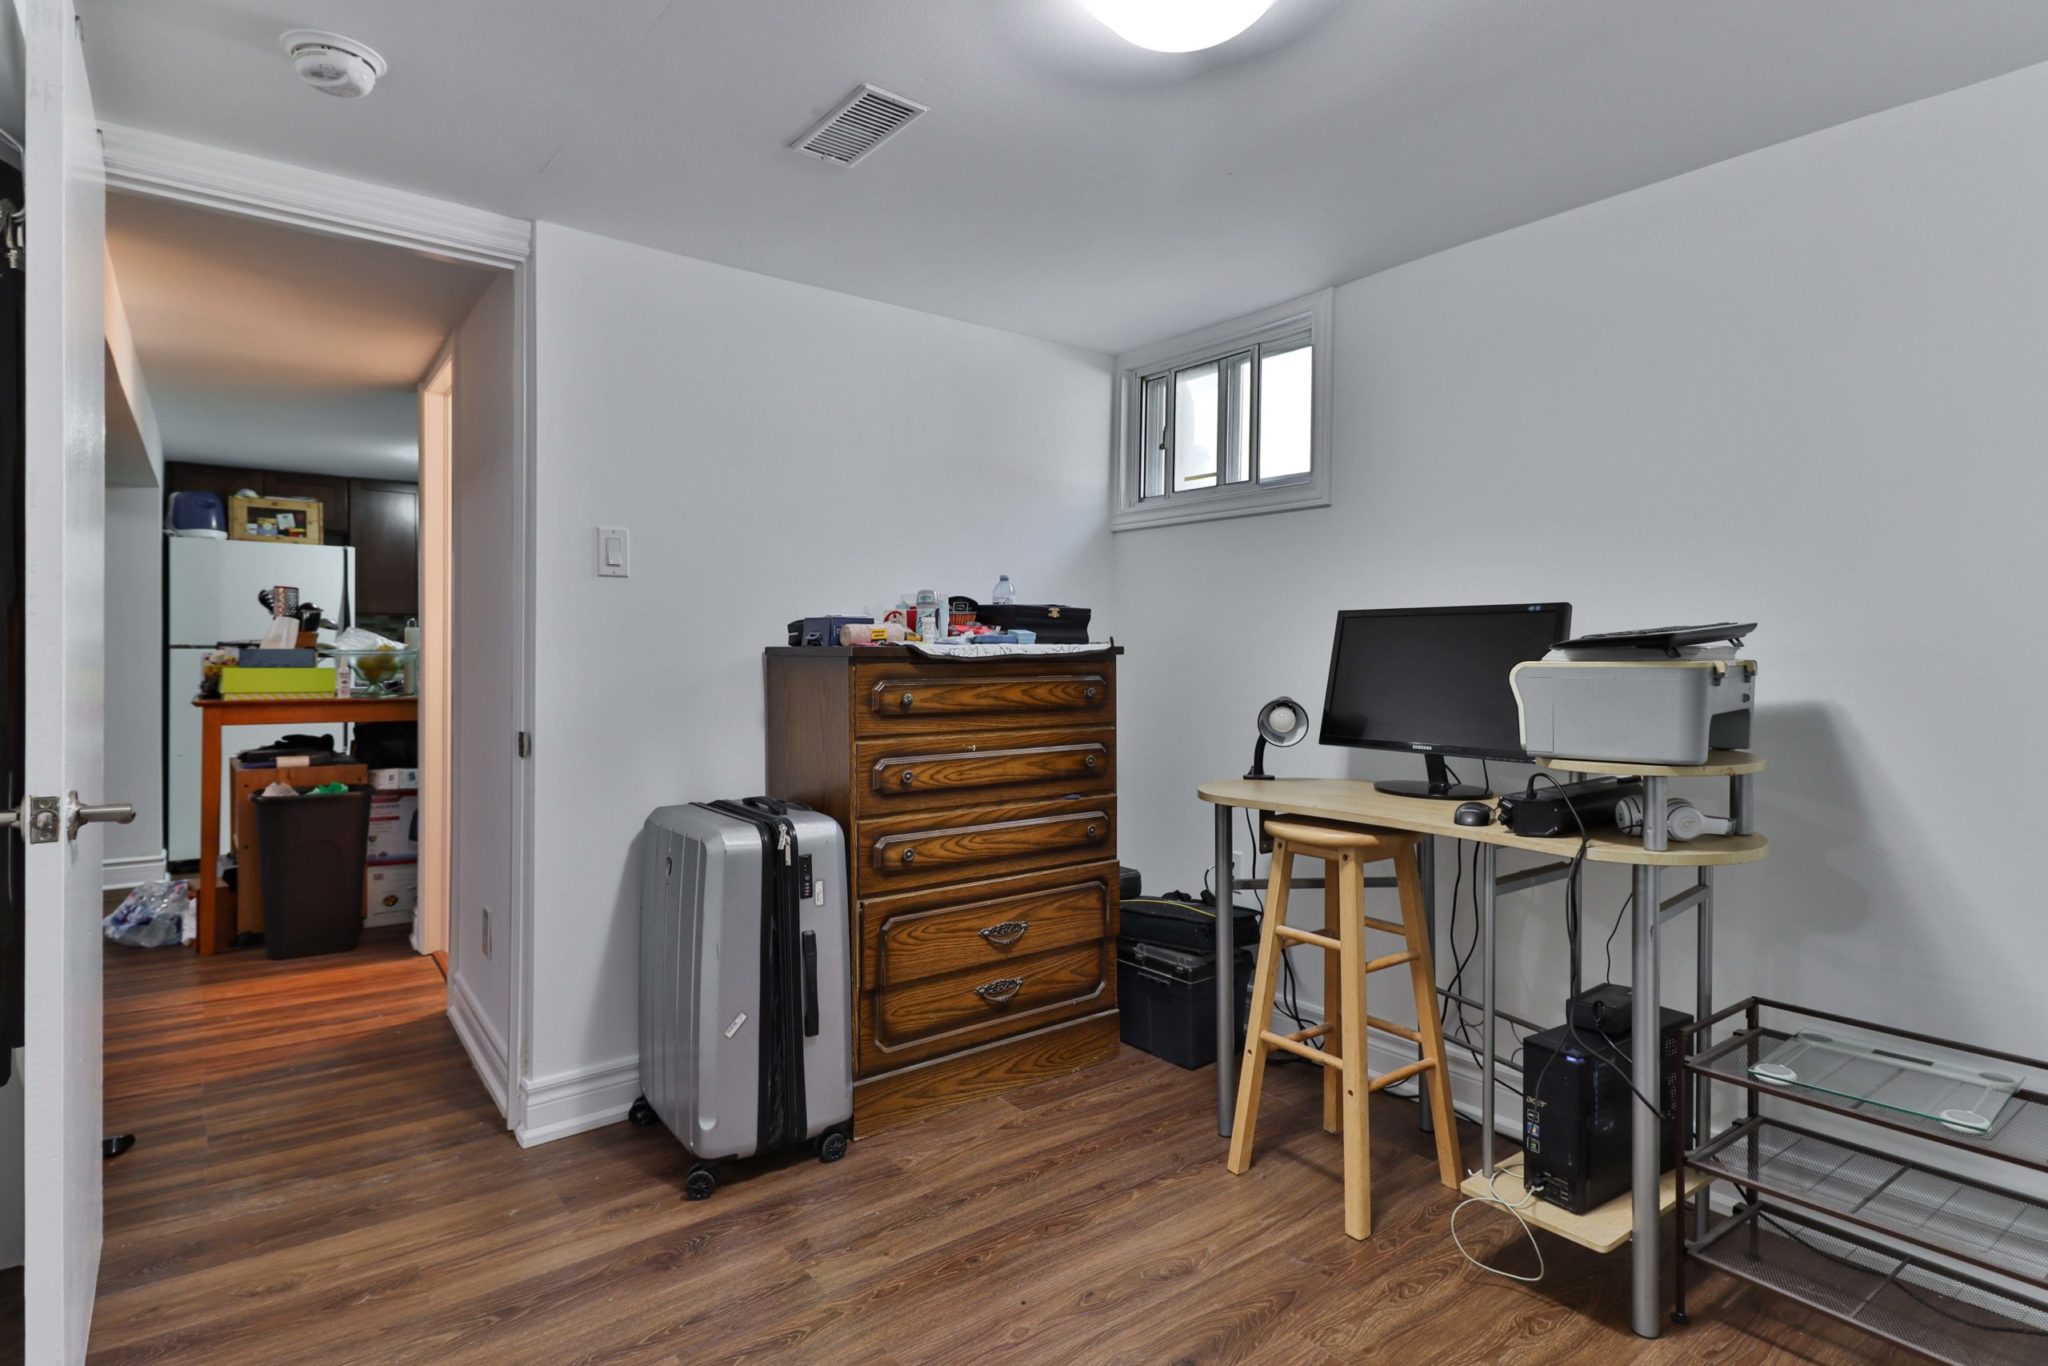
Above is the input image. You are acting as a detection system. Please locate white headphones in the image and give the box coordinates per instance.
[1614,795,1732,842]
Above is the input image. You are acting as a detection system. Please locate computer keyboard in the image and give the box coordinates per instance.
[1555,622,1756,652]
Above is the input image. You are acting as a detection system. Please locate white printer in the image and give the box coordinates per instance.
[1511,622,1757,767]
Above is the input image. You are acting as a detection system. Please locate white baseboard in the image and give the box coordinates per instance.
[514,1056,640,1148]
[102,852,167,893]
[446,973,512,1121]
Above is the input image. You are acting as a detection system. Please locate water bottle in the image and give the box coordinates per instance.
[992,574,1016,606]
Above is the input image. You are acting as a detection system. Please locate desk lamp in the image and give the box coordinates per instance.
[1246,697,1307,779]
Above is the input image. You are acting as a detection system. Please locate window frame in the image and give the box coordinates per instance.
[1111,288,1333,531]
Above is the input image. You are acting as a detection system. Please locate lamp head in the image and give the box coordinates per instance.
[1247,696,1307,779]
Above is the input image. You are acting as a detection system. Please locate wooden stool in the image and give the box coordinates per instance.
[1225,817,1463,1240]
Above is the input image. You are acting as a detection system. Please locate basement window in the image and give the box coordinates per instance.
[1112,289,1332,530]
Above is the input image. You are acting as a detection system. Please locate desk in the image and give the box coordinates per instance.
[1200,758,1766,1339]
[191,695,418,955]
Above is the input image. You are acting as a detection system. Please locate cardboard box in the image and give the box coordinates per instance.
[230,757,368,935]
[228,493,325,544]
[220,665,337,696]
[369,767,420,791]
[367,791,419,864]
[365,863,418,926]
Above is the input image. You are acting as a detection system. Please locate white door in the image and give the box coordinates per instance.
[18,2,109,1360]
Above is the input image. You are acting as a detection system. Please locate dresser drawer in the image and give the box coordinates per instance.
[855,725,1114,815]
[853,661,1113,736]
[859,942,1112,1074]
[857,798,1115,892]
[860,861,1119,990]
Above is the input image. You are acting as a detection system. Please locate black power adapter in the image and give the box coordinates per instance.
[1569,982,1636,1037]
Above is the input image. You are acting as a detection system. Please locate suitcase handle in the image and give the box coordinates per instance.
[974,976,1024,1005]
[801,930,820,1038]
[977,920,1030,948]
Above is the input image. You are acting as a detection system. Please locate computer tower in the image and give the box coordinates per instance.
[1520,1007,1690,1215]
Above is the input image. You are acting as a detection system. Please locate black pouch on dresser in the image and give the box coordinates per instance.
[978,603,1092,644]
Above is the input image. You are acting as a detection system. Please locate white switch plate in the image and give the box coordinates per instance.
[597,525,629,578]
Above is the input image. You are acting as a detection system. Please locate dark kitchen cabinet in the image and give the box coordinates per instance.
[349,479,419,619]
[263,471,350,537]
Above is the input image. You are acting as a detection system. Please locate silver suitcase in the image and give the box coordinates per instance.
[632,798,853,1199]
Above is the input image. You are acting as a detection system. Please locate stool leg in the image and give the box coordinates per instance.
[1338,849,1372,1240]
[1398,841,1464,1190]
[1227,840,1292,1175]
[1322,855,1342,1135]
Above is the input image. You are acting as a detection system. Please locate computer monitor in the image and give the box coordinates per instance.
[1319,602,1573,799]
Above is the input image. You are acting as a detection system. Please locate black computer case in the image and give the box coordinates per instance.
[1521,1007,1690,1215]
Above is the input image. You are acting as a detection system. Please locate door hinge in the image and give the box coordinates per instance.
[517,731,531,758]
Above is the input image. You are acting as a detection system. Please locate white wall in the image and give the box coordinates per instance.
[523,223,1114,1141]
[447,272,519,1112]
[1115,64,2048,1059]
[101,489,163,888]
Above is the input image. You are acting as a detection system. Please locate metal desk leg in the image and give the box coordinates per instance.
[1215,802,1236,1138]
[1695,866,1714,1146]
[1630,777,1669,1339]
[1419,836,1437,1135]
[1479,842,1498,1177]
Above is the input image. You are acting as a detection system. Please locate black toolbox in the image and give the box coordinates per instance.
[1117,939,1255,1070]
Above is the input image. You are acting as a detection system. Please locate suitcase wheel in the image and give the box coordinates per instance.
[817,1129,850,1163]
[628,1097,659,1128]
[684,1164,717,1201]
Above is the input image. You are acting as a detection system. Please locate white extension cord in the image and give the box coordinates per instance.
[1449,1156,1547,1284]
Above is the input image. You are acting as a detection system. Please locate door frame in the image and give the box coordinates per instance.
[100,124,539,1130]
[414,346,453,958]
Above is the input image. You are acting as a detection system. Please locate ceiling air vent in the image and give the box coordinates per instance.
[791,84,927,167]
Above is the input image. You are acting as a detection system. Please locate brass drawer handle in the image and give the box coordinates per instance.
[899,691,915,711]
[1082,753,1099,771]
[978,920,1030,948]
[1083,685,1099,702]
[899,769,916,786]
[975,977,1024,1005]
[900,847,916,864]
[1085,823,1102,840]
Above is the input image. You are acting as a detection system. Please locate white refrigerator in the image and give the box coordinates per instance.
[165,536,355,865]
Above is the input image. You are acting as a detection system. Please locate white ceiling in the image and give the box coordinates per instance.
[82,1,2048,353]
[104,191,496,478]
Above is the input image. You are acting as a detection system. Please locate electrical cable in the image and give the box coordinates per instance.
[1451,1155,1547,1284]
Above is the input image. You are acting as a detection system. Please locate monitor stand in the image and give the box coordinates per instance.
[1374,754,1488,801]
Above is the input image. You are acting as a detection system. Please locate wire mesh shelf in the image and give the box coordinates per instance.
[1689,1117,2048,1286]
[1689,1204,2048,1366]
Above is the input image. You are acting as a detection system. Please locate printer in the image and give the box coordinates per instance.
[1511,623,1757,767]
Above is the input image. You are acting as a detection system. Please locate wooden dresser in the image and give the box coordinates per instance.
[764,646,1122,1133]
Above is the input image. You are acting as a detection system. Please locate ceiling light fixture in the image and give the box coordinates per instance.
[1081,0,1277,53]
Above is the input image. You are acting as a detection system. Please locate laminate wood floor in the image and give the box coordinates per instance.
[90,934,1882,1364]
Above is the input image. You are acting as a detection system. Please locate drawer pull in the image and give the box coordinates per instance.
[899,691,915,711]
[975,977,1025,1005]
[901,847,917,864]
[900,769,916,786]
[977,920,1031,948]
[1084,686,1099,702]
[1086,823,1101,840]
[1083,753,1099,770]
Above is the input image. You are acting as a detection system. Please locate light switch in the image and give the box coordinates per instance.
[597,525,629,578]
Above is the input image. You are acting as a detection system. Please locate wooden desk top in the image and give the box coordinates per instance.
[1535,749,1765,778]
[1199,778,1768,868]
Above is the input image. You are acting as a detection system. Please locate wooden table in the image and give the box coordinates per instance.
[191,694,418,954]
[1201,754,1768,1339]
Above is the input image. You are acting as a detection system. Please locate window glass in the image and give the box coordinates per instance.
[1259,340,1312,482]
[1172,361,1219,491]
[1140,374,1168,499]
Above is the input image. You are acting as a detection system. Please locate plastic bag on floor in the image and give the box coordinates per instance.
[104,880,193,948]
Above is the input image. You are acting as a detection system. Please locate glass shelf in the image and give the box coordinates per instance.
[1749,1029,2023,1134]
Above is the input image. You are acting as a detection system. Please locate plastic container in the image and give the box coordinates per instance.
[1116,939,1254,1069]
[254,786,371,959]
[992,574,1016,606]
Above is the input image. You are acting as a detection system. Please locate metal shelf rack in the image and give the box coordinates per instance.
[1675,998,2048,1363]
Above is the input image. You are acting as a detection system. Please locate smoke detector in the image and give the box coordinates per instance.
[280,29,387,99]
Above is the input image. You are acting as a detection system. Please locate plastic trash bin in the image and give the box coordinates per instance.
[254,786,371,959]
